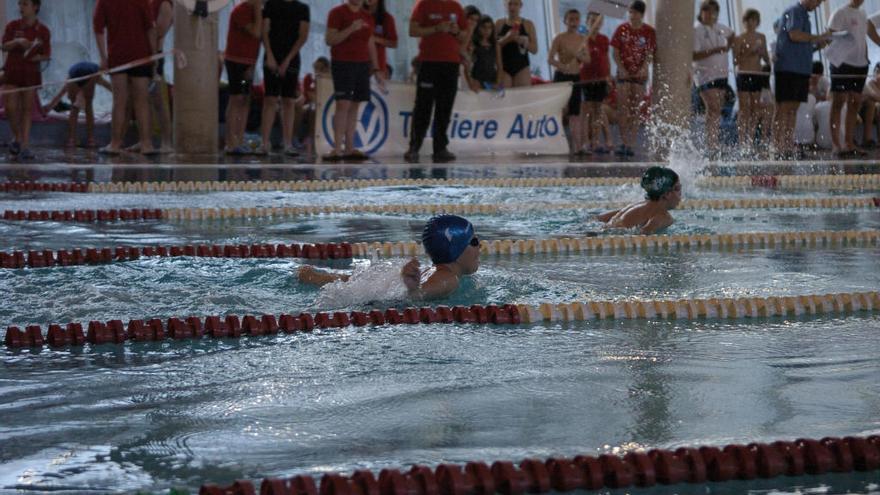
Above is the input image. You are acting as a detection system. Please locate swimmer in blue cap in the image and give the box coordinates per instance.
[597,166,681,234]
[298,215,481,300]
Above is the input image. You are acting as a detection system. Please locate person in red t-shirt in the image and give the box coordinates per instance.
[324,0,384,161]
[580,12,611,154]
[610,0,655,157]
[224,0,263,155]
[405,0,468,163]
[365,0,397,80]
[1,0,50,159]
[145,0,173,153]
[93,0,158,156]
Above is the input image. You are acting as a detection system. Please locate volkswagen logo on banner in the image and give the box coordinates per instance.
[321,90,389,155]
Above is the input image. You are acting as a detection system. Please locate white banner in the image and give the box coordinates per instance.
[315,77,572,157]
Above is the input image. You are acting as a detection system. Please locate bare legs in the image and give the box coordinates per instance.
[772,101,799,156]
[737,91,759,151]
[700,87,724,152]
[617,82,645,152]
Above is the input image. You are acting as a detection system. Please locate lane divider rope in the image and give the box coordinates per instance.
[4,174,880,195]
[0,242,353,269]
[2,230,879,269]
[3,197,880,224]
[5,291,878,348]
[353,230,880,259]
[198,435,880,495]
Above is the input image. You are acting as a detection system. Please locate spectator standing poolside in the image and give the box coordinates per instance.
[497,0,537,88]
[93,0,157,156]
[773,0,830,159]
[733,9,771,151]
[580,12,610,155]
[298,57,329,157]
[693,0,733,155]
[826,0,880,157]
[224,0,263,155]
[404,0,468,164]
[42,61,111,148]
[549,9,586,156]
[861,63,880,146]
[324,0,383,162]
[365,0,397,80]
[2,0,50,160]
[258,0,309,156]
[611,0,655,157]
[143,0,173,153]
[465,15,502,92]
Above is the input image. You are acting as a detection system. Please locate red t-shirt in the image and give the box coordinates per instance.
[2,19,51,71]
[93,0,155,68]
[150,0,171,21]
[581,33,610,81]
[411,0,467,63]
[302,72,315,102]
[327,4,374,63]
[225,1,261,65]
[610,22,656,76]
[373,12,398,72]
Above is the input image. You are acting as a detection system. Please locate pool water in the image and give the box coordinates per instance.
[1,180,880,494]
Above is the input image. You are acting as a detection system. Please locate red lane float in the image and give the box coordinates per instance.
[0,181,87,193]
[4,305,523,349]
[750,176,779,189]
[200,436,880,495]
[0,242,355,269]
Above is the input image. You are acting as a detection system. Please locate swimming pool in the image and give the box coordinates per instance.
[1,165,879,494]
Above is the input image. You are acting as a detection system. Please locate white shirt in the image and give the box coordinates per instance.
[693,22,733,86]
[827,6,869,68]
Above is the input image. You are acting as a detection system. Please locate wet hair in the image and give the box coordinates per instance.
[742,8,760,24]
[812,61,824,75]
[472,15,497,48]
[565,9,580,19]
[28,0,40,14]
[641,167,679,201]
[314,57,330,71]
[465,5,481,20]
[422,215,475,264]
[630,1,646,15]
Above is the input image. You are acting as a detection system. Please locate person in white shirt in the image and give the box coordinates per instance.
[693,0,733,153]
[826,0,880,157]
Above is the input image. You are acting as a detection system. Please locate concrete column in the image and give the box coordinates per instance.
[652,0,694,134]
[173,3,219,154]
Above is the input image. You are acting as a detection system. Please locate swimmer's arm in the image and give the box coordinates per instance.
[42,83,71,114]
[96,76,112,91]
[639,214,673,235]
[596,209,619,223]
[402,258,457,300]
[298,266,350,286]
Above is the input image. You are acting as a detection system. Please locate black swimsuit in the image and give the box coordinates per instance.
[471,43,498,87]
[499,21,530,77]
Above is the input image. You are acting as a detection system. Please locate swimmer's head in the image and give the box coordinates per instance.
[641,166,681,205]
[422,215,480,273]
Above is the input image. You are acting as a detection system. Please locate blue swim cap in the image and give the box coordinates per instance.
[421,215,474,264]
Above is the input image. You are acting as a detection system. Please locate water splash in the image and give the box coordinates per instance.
[314,260,408,309]
[645,95,710,196]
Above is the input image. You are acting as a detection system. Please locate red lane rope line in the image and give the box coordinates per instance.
[0,182,88,193]
[198,436,880,495]
[0,242,354,269]
[4,304,521,348]
[3,208,163,222]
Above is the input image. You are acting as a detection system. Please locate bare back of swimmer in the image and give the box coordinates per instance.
[298,215,481,300]
[597,166,681,235]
